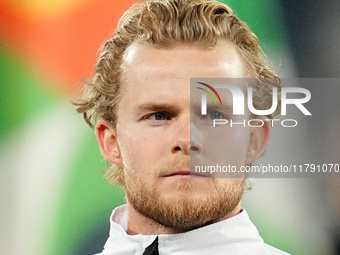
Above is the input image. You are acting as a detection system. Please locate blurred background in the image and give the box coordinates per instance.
[0,0,339,254]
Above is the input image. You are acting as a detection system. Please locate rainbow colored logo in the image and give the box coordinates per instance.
[196,82,223,106]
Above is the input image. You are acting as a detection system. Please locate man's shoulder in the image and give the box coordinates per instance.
[93,241,290,255]
[94,245,290,255]
[246,242,290,255]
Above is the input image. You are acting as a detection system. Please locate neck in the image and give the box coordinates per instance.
[126,202,242,235]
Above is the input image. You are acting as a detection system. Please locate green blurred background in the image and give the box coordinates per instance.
[1,0,339,254]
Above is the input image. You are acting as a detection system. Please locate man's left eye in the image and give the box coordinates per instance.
[209,111,222,120]
[148,112,169,120]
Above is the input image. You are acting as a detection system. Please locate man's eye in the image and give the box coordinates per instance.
[209,111,222,120]
[148,112,169,121]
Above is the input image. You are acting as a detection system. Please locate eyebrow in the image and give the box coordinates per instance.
[191,101,233,114]
[134,102,182,115]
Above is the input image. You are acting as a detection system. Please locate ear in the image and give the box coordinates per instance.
[246,117,271,164]
[95,120,122,166]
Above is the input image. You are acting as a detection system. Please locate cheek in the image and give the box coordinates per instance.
[229,127,250,148]
[117,128,169,170]
[118,136,143,169]
[201,127,250,162]
[202,126,250,148]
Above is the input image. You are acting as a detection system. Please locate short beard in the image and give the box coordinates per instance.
[125,158,244,230]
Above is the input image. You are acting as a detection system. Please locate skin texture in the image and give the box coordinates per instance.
[96,40,271,235]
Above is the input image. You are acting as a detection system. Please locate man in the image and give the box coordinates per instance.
[75,0,289,254]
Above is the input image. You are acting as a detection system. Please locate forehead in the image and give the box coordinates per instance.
[117,41,246,110]
[122,40,245,83]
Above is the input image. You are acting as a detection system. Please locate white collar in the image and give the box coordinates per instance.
[102,204,282,255]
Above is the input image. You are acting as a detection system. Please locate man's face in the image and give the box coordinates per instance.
[110,41,253,229]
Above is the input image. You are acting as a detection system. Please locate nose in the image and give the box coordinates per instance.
[190,122,203,154]
[171,115,202,154]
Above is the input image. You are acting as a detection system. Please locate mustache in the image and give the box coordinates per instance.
[156,157,217,177]
[156,157,191,177]
[159,157,247,178]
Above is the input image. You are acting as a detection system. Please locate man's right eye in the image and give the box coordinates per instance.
[147,112,169,121]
